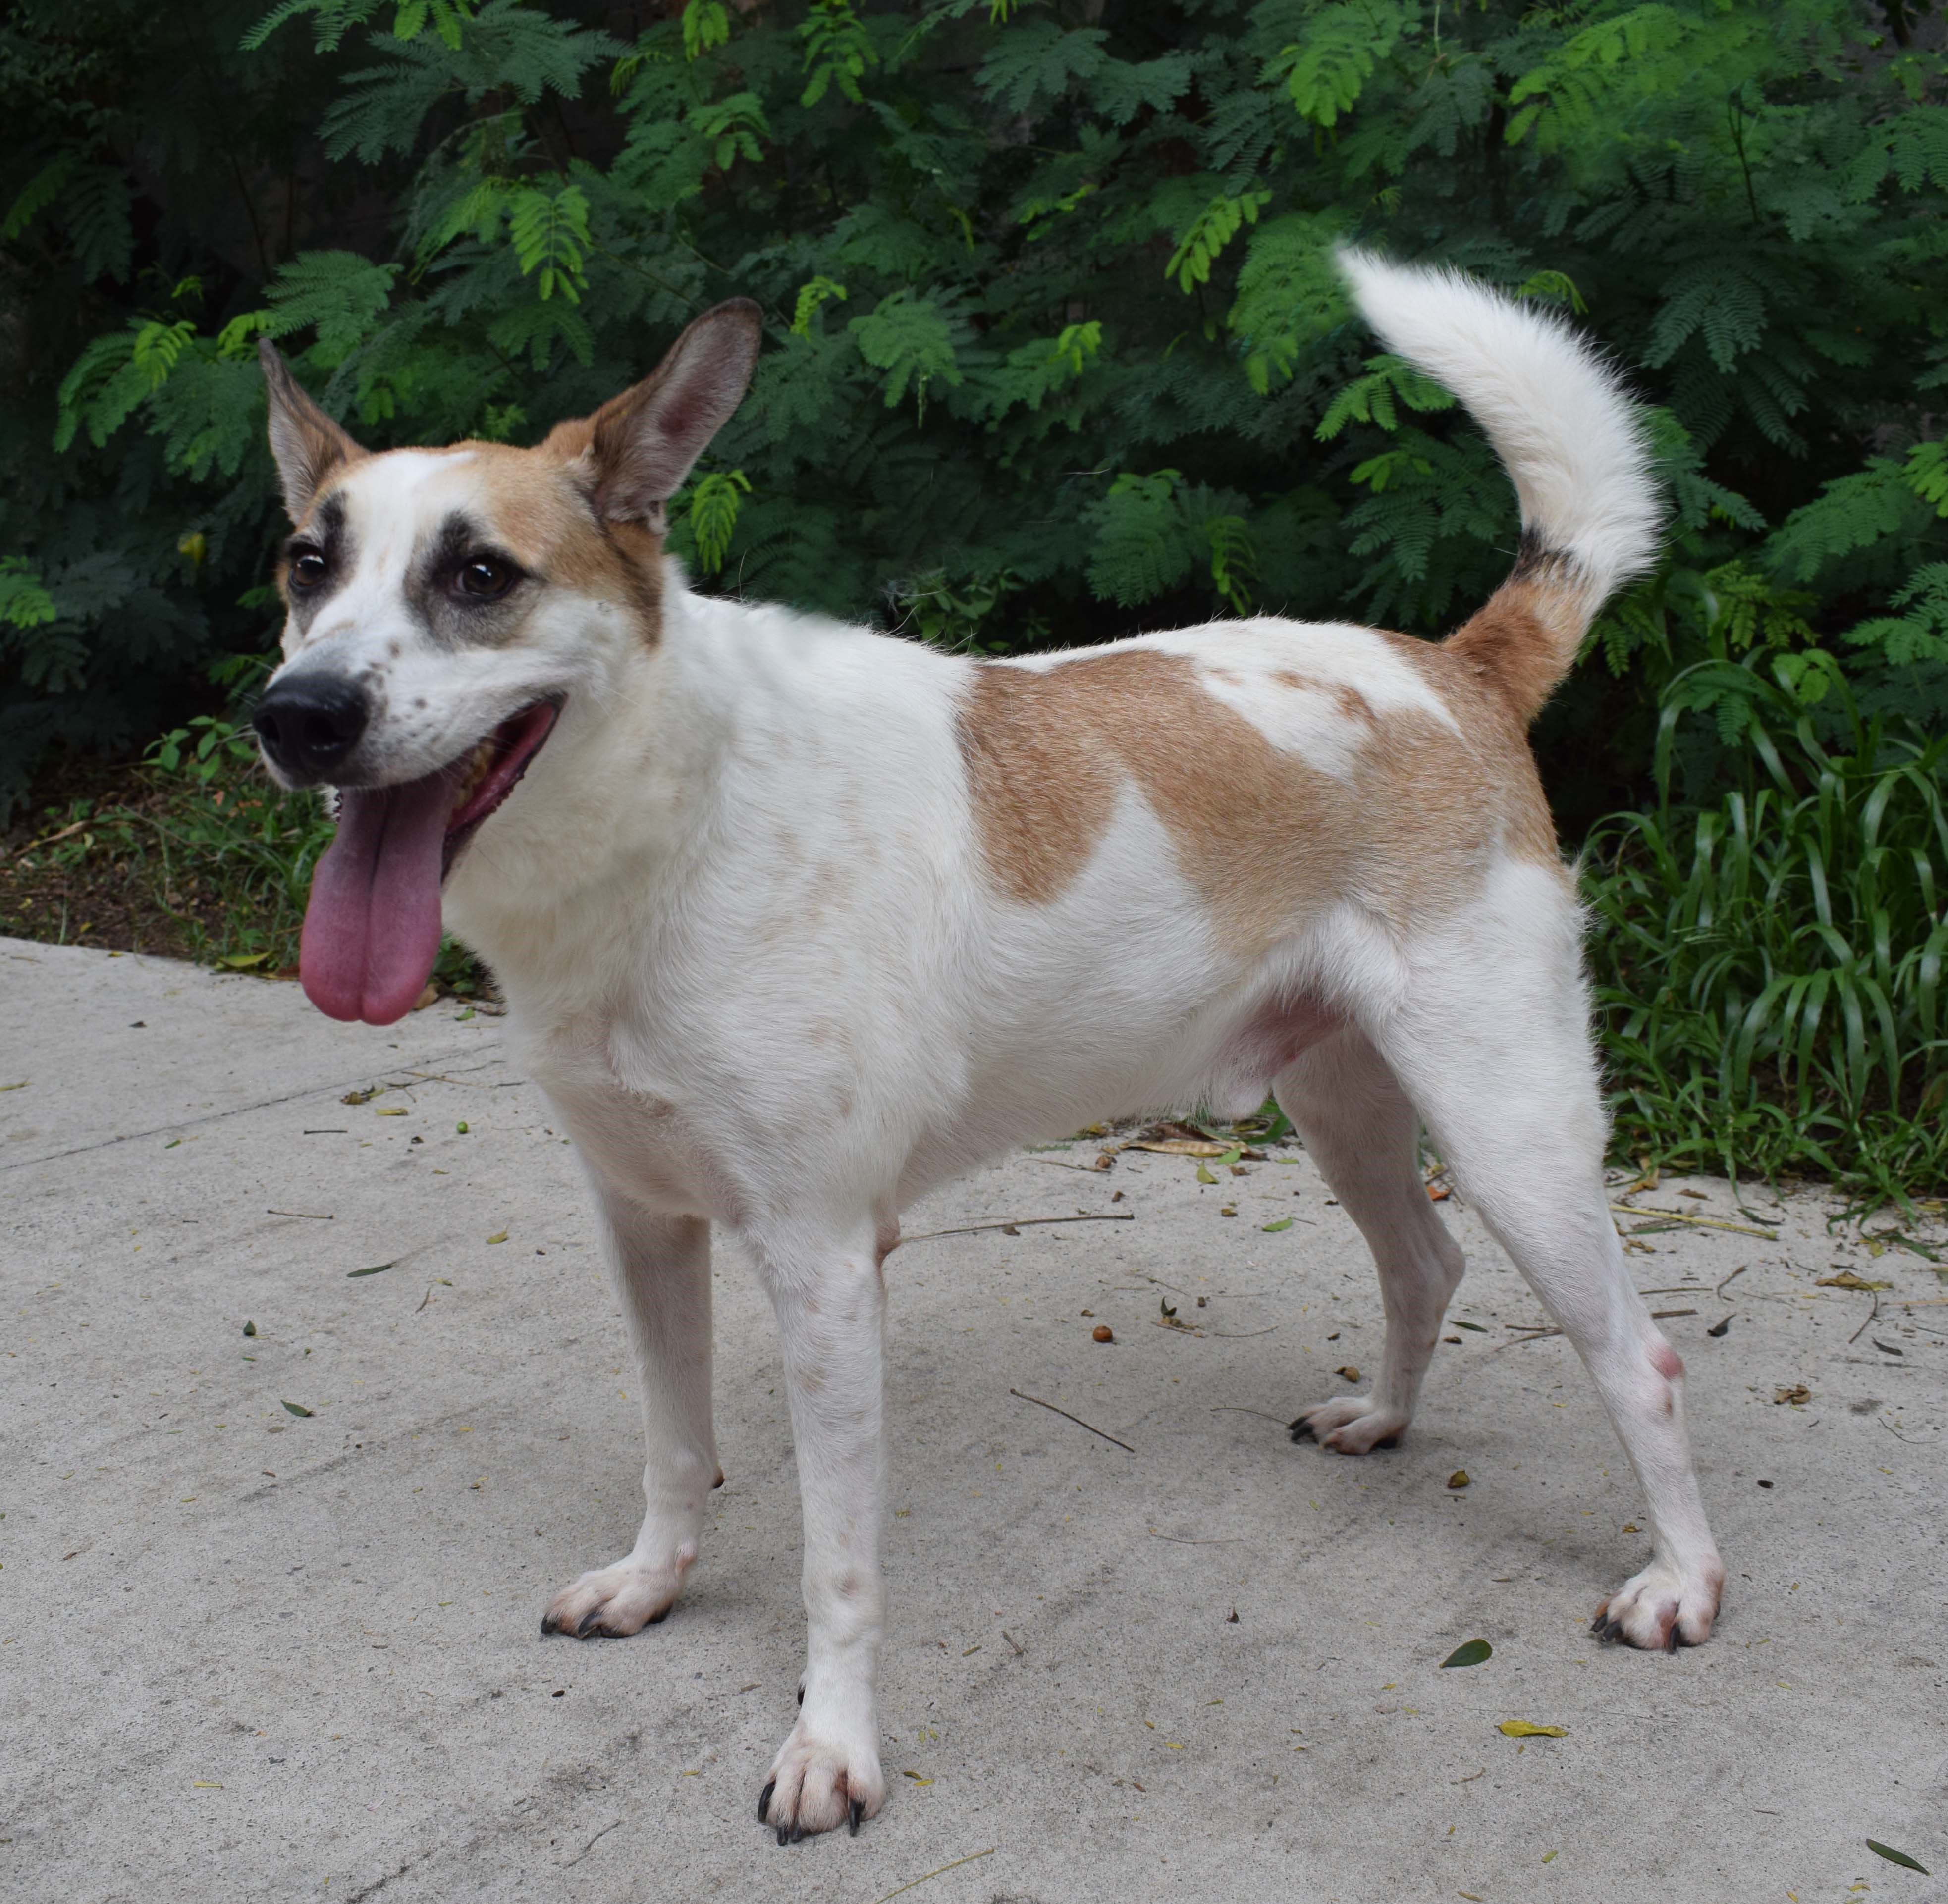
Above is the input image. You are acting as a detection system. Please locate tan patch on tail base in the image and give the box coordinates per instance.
[1441,558,1598,728]
[955,641,1562,954]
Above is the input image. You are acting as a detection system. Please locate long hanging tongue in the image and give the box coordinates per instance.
[300,770,455,1026]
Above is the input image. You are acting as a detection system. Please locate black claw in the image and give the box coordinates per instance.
[1289,1419,1316,1444]
[850,1799,864,1836]
[757,1780,774,1824]
[1588,1610,1608,1635]
[791,1824,806,1845]
[539,1615,556,1637]
[1664,1624,1679,1653]
[576,1606,603,1638]
[796,1684,805,1707]
[776,1826,789,1847]
[647,1606,668,1626]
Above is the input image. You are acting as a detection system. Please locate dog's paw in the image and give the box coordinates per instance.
[1288,1396,1408,1454]
[1591,1555,1723,1652]
[757,1720,884,1843]
[540,1555,689,1640]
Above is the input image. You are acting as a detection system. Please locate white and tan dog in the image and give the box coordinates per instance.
[250,253,1724,1842]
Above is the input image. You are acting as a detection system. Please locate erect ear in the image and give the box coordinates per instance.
[567,299,763,529]
[258,340,365,521]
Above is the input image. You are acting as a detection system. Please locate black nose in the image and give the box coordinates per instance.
[253,675,370,782]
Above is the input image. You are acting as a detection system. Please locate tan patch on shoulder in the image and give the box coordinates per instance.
[957,636,1564,954]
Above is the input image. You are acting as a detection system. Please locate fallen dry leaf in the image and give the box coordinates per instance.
[1334,1365,1360,1382]
[1815,1270,1892,1291]
[1447,1470,1470,1490]
[1497,1720,1567,1738]
[1773,1384,1810,1406]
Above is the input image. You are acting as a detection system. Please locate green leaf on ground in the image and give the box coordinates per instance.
[1441,1638,1492,1668]
[1867,1841,1929,1874]
[347,1261,395,1277]
[1262,1216,1294,1232]
[281,1400,313,1417]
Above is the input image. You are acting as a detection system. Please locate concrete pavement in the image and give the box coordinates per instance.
[1,936,1944,1904]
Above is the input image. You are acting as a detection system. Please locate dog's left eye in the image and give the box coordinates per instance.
[457,556,518,601]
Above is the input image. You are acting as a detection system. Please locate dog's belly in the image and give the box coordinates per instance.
[899,983,1345,1205]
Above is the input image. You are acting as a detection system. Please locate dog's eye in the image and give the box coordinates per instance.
[288,550,328,591]
[457,556,518,601]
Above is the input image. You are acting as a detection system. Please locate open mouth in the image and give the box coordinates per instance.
[438,699,562,879]
[299,699,561,1028]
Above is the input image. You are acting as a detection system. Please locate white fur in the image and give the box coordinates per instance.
[263,257,1722,1842]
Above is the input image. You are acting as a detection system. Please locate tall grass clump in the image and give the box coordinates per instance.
[1585,665,1948,1203]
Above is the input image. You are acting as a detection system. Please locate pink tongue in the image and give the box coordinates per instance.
[300,771,454,1026]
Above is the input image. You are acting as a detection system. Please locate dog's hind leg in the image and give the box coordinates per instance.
[1374,861,1725,1651]
[541,1194,717,1640]
[749,1217,888,1842]
[1277,1029,1465,1454]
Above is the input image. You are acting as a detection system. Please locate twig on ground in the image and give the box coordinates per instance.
[873,1847,997,1904]
[1149,1530,1245,1545]
[1848,1290,1882,1347]
[1211,1405,1290,1425]
[1879,1416,1925,1445]
[1715,1264,1749,1299]
[1009,1387,1135,1453]
[899,1213,1134,1246]
[1608,1202,1777,1239]
[266,1209,333,1220]
[1650,1308,1698,1320]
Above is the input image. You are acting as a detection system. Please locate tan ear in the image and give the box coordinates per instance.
[259,340,364,520]
[551,299,763,529]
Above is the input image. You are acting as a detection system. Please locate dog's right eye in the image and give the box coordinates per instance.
[289,550,328,591]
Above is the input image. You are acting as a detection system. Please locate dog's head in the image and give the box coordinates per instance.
[251,300,761,1026]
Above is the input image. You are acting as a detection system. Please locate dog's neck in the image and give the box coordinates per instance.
[439,567,740,993]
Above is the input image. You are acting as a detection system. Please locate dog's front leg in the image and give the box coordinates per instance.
[541,1191,717,1639]
[752,1222,887,1841]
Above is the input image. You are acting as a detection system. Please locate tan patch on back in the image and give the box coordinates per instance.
[956,637,1561,955]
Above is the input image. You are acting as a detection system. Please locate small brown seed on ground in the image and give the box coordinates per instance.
[1092,1324,1114,1343]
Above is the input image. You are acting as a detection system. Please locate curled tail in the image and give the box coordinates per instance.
[1337,249,1661,725]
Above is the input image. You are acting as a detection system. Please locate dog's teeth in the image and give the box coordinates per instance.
[449,738,497,814]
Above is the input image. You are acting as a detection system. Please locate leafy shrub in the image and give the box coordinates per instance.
[1586,664,1948,1198]
[7,0,1948,828]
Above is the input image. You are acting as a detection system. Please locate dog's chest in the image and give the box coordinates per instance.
[522,1013,740,1220]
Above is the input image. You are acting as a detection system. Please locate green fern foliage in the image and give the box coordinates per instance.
[6,0,1948,871]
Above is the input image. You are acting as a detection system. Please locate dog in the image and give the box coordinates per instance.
[249,252,1725,1842]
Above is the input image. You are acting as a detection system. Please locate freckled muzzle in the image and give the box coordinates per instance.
[299,700,559,1026]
